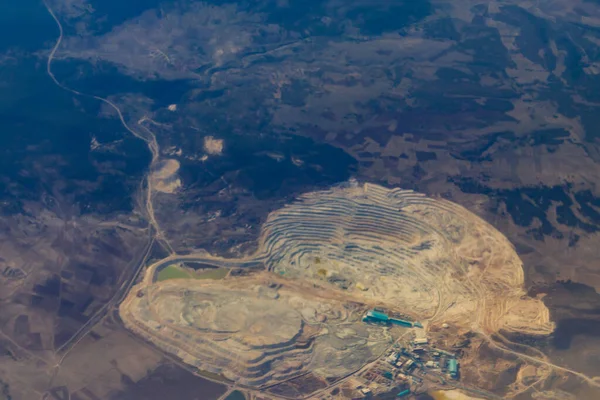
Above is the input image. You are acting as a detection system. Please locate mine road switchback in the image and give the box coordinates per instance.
[41,1,600,398]
[117,183,591,398]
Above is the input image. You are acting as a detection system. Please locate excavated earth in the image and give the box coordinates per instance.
[120,182,555,388]
[259,183,554,336]
[121,274,396,386]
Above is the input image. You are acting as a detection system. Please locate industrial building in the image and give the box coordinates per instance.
[350,329,462,399]
[448,358,458,378]
[387,352,400,365]
[363,310,390,324]
[391,318,414,328]
[362,309,420,328]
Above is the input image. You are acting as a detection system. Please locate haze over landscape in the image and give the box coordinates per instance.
[1,0,600,399]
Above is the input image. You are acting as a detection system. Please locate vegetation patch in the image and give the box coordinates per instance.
[195,268,229,280]
[157,265,191,281]
[157,264,229,282]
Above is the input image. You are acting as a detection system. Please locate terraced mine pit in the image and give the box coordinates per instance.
[120,182,554,390]
[259,183,554,336]
[122,274,396,387]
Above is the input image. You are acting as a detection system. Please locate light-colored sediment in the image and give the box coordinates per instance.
[150,158,181,193]
[204,136,224,155]
[119,182,554,388]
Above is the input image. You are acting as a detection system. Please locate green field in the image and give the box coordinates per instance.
[157,265,191,281]
[156,264,229,282]
[195,268,229,280]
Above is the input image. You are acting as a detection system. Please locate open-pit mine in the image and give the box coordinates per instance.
[119,182,555,396]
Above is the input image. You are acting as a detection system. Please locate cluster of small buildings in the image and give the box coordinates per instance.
[361,309,458,379]
[351,312,460,398]
[350,346,420,397]
[396,337,460,379]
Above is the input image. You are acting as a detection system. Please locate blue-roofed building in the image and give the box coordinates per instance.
[448,359,458,378]
[362,309,419,328]
[363,310,390,324]
[389,318,413,327]
[369,310,389,320]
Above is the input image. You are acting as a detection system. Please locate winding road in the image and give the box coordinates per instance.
[41,1,600,399]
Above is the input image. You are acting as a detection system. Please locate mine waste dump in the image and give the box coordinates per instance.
[120,182,553,390]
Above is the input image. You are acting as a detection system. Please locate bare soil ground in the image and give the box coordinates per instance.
[150,159,182,194]
[121,272,398,389]
[120,183,556,395]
